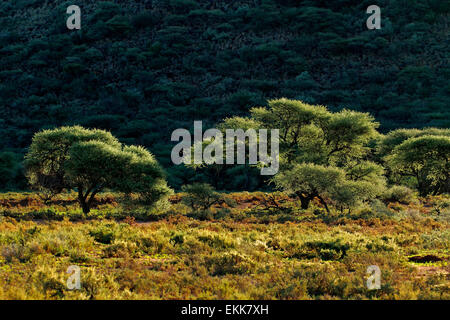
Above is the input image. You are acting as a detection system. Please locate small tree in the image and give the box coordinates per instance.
[273,163,344,212]
[181,183,234,212]
[24,126,171,214]
[273,163,384,213]
[385,135,450,196]
[220,99,385,211]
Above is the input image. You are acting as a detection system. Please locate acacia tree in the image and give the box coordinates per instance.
[377,128,450,158]
[221,99,386,211]
[24,126,171,214]
[187,117,266,190]
[274,164,344,211]
[377,128,450,196]
[385,135,450,196]
[273,163,384,213]
[181,183,235,212]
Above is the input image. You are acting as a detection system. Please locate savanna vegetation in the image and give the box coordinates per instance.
[0,0,449,190]
[0,1,448,300]
[0,190,448,299]
[0,116,448,299]
[0,113,448,299]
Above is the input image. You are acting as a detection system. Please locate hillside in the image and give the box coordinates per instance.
[0,0,449,190]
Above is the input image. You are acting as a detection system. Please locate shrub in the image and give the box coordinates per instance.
[131,12,157,29]
[288,239,351,261]
[206,252,256,276]
[383,186,416,204]
[1,244,28,263]
[169,233,184,246]
[103,240,138,258]
[181,183,234,212]
[69,249,90,263]
[383,133,450,196]
[366,199,394,218]
[89,226,115,244]
[106,16,132,35]
[140,234,170,254]
[197,233,235,249]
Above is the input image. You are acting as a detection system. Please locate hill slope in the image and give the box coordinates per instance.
[0,0,449,189]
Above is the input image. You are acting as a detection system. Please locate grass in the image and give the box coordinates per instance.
[0,192,448,300]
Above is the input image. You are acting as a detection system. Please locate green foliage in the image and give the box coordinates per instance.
[89,225,116,244]
[382,185,416,204]
[181,183,235,212]
[385,135,450,196]
[220,99,385,211]
[131,12,158,29]
[0,1,449,191]
[206,252,256,276]
[0,152,25,190]
[24,126,172,213]
[0,192,448,299]
[248,99,379,166]
[289,239,351,261]
[24,126,120,196]
[377,128,450,158]
[106,16,132,35]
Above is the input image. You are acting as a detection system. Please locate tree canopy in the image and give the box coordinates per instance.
[24,126,171,213]
[384,135,450,196]
[0,0,449,191]
[212,99,386,211]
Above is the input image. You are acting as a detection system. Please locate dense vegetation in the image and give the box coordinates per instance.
[0,1,448,300]
[24,126,171,213]
[0,191,448,299]
[1,0,449,190]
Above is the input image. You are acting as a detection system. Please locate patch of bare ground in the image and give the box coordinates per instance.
[415,265,449,277]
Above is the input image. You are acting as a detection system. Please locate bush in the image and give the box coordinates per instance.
[383,186,416,204]
[103,240,138,258]
[181,183,235,212]
[89,226,115,244]
[206,252,256,276]
[106,16,132,35]
[140,234,170,254]
[1,244,28,263]
[131,12,157,29]
[289,239,351,261]
[197,233,235,249]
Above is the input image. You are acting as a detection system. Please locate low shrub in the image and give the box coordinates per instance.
[197,233,235,249]
[89,225,116,244]
[288,239,351,261]
[206,252,256,276]
[383,186,416,204]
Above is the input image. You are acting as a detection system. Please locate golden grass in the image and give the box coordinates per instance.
[0,192,448,299]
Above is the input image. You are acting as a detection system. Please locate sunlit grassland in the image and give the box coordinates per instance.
[0,192,448,299]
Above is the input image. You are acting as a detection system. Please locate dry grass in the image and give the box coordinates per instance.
[0,192,448,299]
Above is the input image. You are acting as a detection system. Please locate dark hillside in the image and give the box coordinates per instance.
[0,0,449,189]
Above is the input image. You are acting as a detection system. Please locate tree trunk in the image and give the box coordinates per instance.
[81,200,90,214]
[297,192,312,210]
[77,186,90,214]
[77,185,101,215]
[317,195,330,214]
